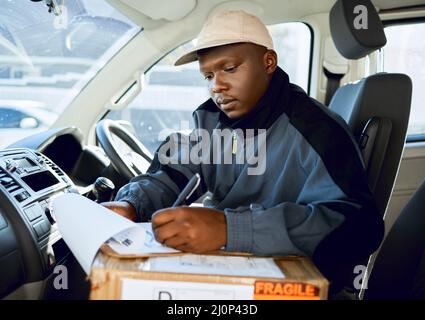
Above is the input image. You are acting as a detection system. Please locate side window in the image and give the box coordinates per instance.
[268,22,311,92]
[107,40,208,154]
[382,23,425,137]
[106,22,312,154]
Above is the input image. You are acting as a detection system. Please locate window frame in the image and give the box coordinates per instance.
[103,21,314,115]
[382,17,425,143]
[143,21,314,94]
[100,22,315,153]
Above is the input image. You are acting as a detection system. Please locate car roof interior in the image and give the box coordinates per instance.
[110,0,425,27]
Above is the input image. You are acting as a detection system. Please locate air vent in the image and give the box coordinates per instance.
[0,168,7,179]
[50,165,64,177]
[39,154,65,177]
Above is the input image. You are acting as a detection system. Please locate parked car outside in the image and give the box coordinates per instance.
[0,100,56,148]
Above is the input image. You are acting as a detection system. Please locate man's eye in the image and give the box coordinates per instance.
[224,66,237,72]
[204,74,213,80]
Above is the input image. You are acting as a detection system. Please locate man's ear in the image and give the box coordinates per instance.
[264,50,278,74]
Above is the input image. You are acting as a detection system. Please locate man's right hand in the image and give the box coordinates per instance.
[101,201,137,222]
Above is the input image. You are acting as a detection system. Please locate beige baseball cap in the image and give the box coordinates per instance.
[174,10,274,66]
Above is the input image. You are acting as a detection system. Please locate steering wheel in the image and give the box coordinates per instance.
[96,119,153,181]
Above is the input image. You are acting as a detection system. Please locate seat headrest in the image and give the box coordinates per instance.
[330,0,387,60]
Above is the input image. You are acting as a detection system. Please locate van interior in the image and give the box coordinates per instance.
[0,0,424,300]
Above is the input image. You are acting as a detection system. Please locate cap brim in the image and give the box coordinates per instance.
[174,39,250,66]
[174,51,198,66]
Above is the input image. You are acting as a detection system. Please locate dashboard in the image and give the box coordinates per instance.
[0,148,75,297]
[0,127,118,299]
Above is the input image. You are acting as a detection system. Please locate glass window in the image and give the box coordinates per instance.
[106,22,312,154]
[0,0,140,148]
[0,108,26,128]
[269,22,311,92]
[382,23,425,136]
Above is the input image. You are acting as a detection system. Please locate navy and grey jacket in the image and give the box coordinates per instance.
[116,67,384,281]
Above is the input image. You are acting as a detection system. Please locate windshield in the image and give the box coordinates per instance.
[0,0,140,148]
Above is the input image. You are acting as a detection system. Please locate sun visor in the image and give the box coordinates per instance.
[119,0,196,21]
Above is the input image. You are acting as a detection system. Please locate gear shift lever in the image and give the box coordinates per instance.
[93,177,115,203]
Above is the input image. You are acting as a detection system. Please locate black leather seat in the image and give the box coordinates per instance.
[364,180,425,299]
[328,0,412,216]
[326,0,412,299]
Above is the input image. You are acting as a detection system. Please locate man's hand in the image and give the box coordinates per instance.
[101,201,137,222]
[152,207,227,253]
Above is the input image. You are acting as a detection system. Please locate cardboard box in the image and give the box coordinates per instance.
[89,252,329,300]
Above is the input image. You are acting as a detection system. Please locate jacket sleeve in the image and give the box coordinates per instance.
[224,154,384,274]
[115,132,206,221]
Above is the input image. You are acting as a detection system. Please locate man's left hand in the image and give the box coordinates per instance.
[151,207,227,253]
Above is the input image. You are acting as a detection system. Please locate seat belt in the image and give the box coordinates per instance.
[323,67,345,106]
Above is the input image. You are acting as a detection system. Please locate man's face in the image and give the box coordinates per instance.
[198,43,276,119]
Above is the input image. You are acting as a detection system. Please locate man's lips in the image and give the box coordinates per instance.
[217,98,237,110]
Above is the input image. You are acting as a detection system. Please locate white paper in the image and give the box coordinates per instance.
[52,194,179,275]
[52,194,283,280]
[107,223,179,255]
[121,278,253,300]
[144,254,285,279]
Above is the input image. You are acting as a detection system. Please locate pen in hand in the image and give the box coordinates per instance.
[172,173,201,207]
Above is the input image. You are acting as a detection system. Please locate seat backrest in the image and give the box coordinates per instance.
[364,180,425,299]
[330,73,412,215]
[328,0,412,216]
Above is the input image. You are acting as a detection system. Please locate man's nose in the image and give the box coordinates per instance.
[210,74,227,93]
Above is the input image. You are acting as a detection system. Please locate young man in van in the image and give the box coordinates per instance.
[104,10,384,290]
